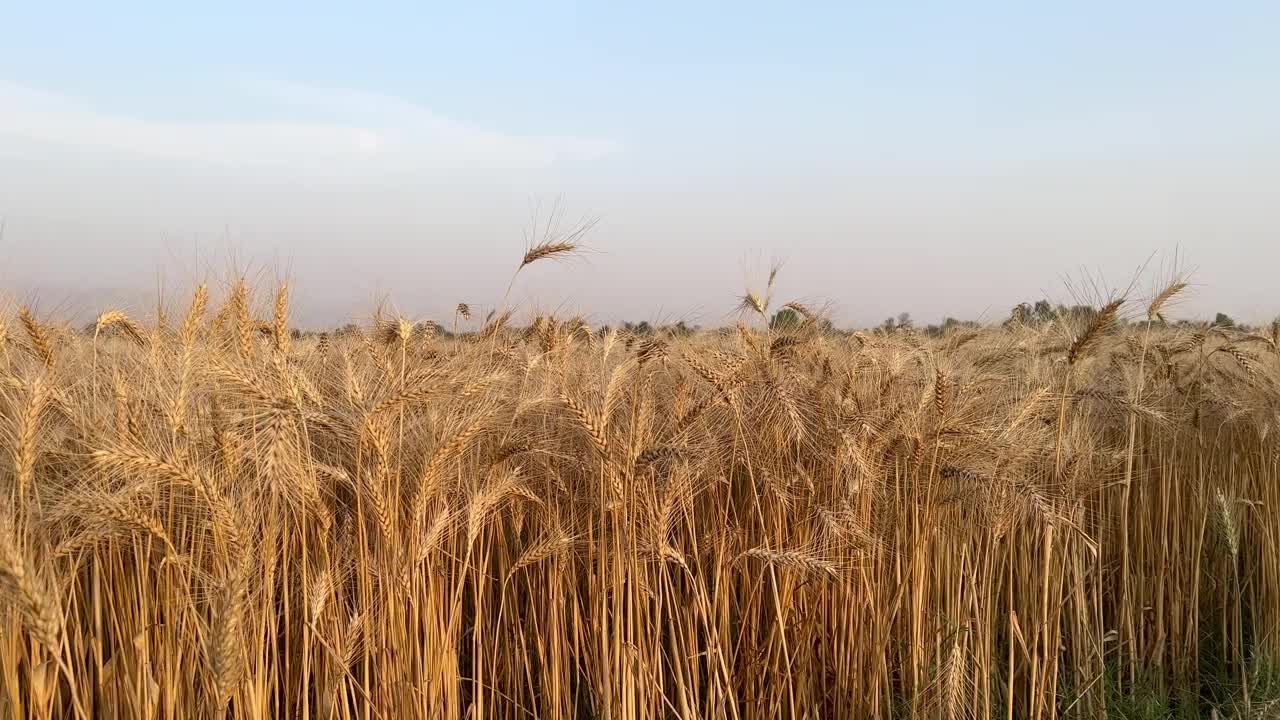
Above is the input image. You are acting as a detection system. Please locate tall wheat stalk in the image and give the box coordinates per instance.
[0,266,1274,719]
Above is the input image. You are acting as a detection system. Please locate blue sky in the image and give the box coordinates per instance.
[1,2,1277,326]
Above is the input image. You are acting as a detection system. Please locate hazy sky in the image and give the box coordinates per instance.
[1,2,1277,328]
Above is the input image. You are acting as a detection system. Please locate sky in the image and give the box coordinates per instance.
[1,1,1277,329]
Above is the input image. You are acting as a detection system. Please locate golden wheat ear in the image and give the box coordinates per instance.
[95,309,149,347]
[19,306,55,366]
[517,216,597,272]
[1067,298,1124,365]
[180,285,209,347]
[520,241,579,270]
[0,508,63,653]
[272,283,290,354]
[1147,281,1188,322]
[737,291,768,320]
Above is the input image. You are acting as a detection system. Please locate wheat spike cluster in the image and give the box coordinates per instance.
[1,255,1279,719]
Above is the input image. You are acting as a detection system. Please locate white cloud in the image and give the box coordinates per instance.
[0,79,618,172]
[353,129,381,153]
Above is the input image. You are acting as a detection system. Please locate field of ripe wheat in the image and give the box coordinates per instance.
[1,256,1278,718]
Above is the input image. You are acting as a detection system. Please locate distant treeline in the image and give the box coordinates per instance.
[80,299,1255,339]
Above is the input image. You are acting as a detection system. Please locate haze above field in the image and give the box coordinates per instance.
[1,2,1277,329]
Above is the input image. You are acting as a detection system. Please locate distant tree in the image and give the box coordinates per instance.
[927,317,974,337]
[1213,312,1235,328]
[1062,305,1097,323]
[880,317,896,332]
[1009,303,1030,324]
[1009,300,1056,326]
[624,321,653,336]
[769,308,800,331]
[896,312,913,331]
[667,320,695,337]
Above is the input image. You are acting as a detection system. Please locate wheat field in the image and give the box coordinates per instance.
[1,260,1278,718]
